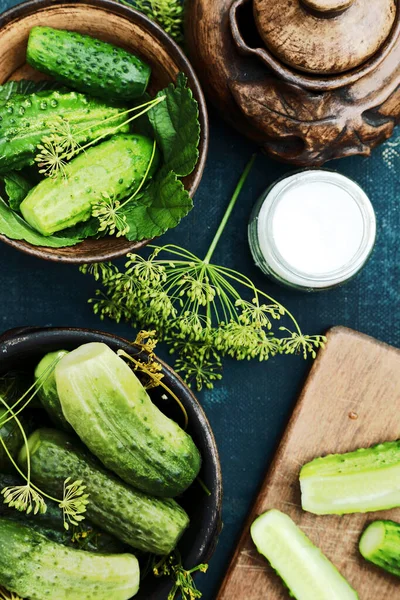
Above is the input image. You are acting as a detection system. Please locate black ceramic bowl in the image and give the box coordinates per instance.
[0,326,222,600]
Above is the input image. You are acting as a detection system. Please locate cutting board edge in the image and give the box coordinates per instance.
[217,325,400,599]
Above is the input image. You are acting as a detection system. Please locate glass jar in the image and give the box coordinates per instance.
[248,170,376,291]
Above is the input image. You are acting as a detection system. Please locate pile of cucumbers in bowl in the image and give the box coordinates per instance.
[0,27,200,248]
[0,341,203,599]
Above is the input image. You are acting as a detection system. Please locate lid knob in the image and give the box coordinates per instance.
[301,0,354,15]
[253,0,396,75]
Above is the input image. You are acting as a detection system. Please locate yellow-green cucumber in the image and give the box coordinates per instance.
[20,133,159,236]
[34,350,71,431]
[359,520,400,577]
[251,509,359,600]
[20,428,189,555]
[0,90,130,173]
[27,27,151,101]
[300,441,400,515]
[55,342,201,497]
[0,518,139,600]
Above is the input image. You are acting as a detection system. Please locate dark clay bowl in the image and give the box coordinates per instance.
[0,0,208,264]
[0,326,222,600]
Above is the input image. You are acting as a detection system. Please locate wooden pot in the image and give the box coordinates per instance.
[186,0,400,166]
[0,0,208,263]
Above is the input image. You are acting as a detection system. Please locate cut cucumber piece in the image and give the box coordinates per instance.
[359,520,400,577]
[251,510,358,600]
[300,441,400,515]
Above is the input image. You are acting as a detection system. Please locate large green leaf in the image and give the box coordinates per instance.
[121,169,193,241]
[148,73,200,177]
[0,198,80,248]
[3,171,33,211]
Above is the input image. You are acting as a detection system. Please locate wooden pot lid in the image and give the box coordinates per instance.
[253,0,396,74]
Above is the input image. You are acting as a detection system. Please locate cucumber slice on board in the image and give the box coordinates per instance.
[250,510,359,600]
[300,441,400,515]
[359,520,400,577]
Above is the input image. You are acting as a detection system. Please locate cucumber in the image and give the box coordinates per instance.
[300,441,400,515]
[27,27,151,101]
[20,133,158,235]
[20,428,190,555]
[0,409,36,473]
[0,473,124,554]
[0,90,130,173]
[34,350,72,431]
[359,520,400,577]
[0,518,139,600]
[55,342,201,497]
[251,509,359,600]
[0,408,23,472]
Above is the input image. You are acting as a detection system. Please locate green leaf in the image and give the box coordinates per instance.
[121,169,193,241]
[0,198,80,248]
[148,73,200,177]
[56,217,101,240]
[3,171,33,211]
[0,79,63,105]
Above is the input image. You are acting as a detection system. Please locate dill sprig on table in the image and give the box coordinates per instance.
[82,155,326,390]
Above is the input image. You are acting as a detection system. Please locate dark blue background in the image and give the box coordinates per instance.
[1,1,400,597]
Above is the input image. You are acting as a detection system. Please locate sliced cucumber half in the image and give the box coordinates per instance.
[250,509,358,600]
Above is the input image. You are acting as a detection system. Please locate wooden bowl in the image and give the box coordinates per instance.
[0,0,208,263]
[0,326,222,600]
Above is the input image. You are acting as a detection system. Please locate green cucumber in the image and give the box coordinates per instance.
[0,408,23,472]
[359,520,400,577]
[55,342,201,497]
[300,441,400,515]
[20,428,189,555]
[0,518,139,600]
[21,133,158,235]
[251,509,359,600]
[27,27,151,101]
[0,89,130,173]
[0,473,124,554]
[0,409,36,473]
[34,350,72,431]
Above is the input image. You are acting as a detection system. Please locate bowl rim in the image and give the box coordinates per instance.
[0,325,223,574]
[0,0,209,264]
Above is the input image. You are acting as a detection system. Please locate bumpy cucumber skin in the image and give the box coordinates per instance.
[0,473,124,554]
[0,518,140,600]
[34,350,72,431]
[300,441,400,515]
[55,342,201,498]
[20,428,190,555]
[27,27,151,101]
[21,133,158,235]
[0,90,129,174]
[359,520,400,577]
[251,509,359,600]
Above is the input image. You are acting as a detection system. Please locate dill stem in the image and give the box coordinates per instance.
[203,153,257,265]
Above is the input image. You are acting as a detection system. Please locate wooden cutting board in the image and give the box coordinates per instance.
[218,326,400,599]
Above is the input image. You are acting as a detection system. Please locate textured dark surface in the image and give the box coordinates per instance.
[0,1,400,597]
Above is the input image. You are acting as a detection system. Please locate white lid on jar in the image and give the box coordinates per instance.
[256,170,376,289]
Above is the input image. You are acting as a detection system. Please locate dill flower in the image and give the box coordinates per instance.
[82,155,326,390]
